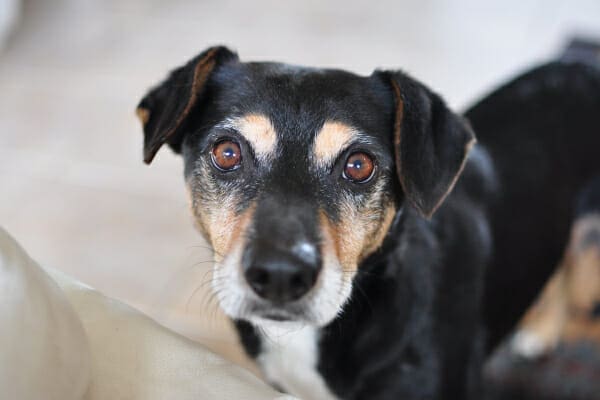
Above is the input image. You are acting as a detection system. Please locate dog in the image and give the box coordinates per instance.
[482,176,600,400]
[136,44,600,399]
[511,175,600,359]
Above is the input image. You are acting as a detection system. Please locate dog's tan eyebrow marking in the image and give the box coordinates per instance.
[312,121,361,168]
[219,114,277,160]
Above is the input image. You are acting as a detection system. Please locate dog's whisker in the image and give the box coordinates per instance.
[189,260,217,267]
[186,244,225,259]
[186,272,232,314]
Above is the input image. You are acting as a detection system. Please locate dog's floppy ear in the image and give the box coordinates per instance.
[377,70,476,218]
[136,46,238,164]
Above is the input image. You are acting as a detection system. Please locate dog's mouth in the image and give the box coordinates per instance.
[241,283,326,325]
[261,313,292,322]
[251,304,303,323]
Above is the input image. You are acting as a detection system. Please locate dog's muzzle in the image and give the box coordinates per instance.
[243,240,321,305]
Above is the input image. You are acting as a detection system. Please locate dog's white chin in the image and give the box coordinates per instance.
[212,244,354,327]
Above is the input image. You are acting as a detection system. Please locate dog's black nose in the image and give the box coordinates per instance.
[244,252,319,303]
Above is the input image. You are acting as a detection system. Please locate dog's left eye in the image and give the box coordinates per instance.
[343,152,375,183]
[211,140,242,171]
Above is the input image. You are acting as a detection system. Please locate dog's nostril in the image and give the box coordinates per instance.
[291,273,305,291]
[245,266,270,296]
[591,301,600,319]
[289,269,316,299]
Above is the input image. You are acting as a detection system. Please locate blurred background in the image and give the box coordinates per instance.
[1,0,599,369]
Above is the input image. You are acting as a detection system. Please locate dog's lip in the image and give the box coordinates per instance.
[250,304,303,322]
[261,312,292,322]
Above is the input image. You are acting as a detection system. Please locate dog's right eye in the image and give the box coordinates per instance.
[343,151,375,183]
[211,140,242,171]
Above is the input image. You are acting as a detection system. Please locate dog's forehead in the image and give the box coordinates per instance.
[211,61,393,144]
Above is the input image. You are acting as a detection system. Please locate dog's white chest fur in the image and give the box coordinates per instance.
[258,324,338,400]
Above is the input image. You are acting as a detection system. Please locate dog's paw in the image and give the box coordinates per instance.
[510,329,554,359]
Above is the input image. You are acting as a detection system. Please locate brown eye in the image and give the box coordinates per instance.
[211,140,242,171]
[343,152,375,183]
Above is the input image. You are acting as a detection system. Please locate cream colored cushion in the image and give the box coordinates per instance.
[0,227,91,400]
[0,227,295,400]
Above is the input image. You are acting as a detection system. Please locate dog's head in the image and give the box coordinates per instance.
[137,46,475,326]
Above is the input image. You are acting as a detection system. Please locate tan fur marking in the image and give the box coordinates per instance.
[517,213,600,350]
[390,79,405,196]
[204,201,255,263]
[186,171,256,263]
[319,200,396,278]
[185,184,210,240]
[517,266,569,352]
[136,107,150,125]
[562,245,600,343]
[169,51,217,139]
[227,205,256,251]
[389,78,476,219]
[567,247,600,313]
[562,214,600,343]
[337,201,396,270]
[144,48,219,163]
[230,114,277,159]
[313,121,359,168]
[360,204,397,260]
[319,211,340,258]
[563,245,600,343]
[429,136,477,217]
[319,212,341,278]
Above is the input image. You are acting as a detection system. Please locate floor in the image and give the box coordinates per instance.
[1,0,599,370]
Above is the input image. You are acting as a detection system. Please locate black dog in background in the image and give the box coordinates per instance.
[471,40,600,352]
[136,41,600,399]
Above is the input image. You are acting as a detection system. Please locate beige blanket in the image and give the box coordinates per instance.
[0,227,294,400]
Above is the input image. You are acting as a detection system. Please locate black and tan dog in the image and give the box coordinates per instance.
[511,176,600,360]
[485,176,600,400]
[136,45,600,399]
